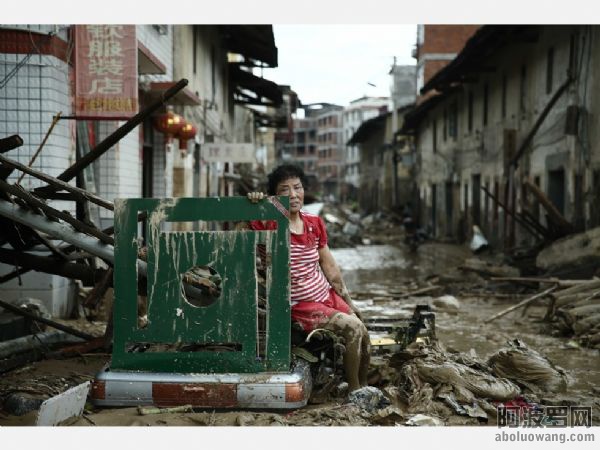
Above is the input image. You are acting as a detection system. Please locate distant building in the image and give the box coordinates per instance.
[279,116,317,179]
[310,104,344,200]
[342,96,390,201]
[348,106,414,213]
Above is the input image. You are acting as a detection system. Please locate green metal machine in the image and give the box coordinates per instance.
[91,197,313,409]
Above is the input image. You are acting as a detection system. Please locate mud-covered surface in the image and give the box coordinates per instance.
[1,241,599,426]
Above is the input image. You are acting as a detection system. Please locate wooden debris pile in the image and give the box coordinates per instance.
[482,276,600,349]
[0,80,198,351]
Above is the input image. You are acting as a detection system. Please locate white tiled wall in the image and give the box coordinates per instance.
[0,35,76,318]
[0,52,74,212]
[137,25,173,81]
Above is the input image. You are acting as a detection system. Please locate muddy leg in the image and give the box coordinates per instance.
[358,329,371,386]
[323,313,369,392]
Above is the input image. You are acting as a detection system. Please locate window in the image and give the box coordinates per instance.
[432,118,437,153]
[519,65,527,114]
[468,91,474,132]
[448,101,458,138]
[546,47,554,94]
[483,83,489,126]
[501,74,507,119]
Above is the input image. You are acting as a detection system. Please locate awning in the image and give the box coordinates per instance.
[145,81,202,106]
[253,110,288,128]
[230,65,283,107]
[138,41,167,75]
[220,25,278,67]
[347,113,389,145]
[421,25,539,94]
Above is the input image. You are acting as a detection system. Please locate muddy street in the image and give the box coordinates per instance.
[336,243,600,398]
[1,240,597,427]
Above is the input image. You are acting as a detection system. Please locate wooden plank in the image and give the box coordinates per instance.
[0,298,94,340]
[484,286,557,323]
[524,180,574,235]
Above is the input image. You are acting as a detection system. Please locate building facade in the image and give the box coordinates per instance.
[342,96,389,201]
[0,25,282,317]
[403,25,600,248]
[414,25,480,100]
[312,104,344,200]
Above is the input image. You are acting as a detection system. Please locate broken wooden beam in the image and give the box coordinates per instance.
[484,285,558,323]
[0,247,106,286]
[0,178,114,245]
[0,153,114,211]
[481,185,541,239]
[83,268,113,310]
[0,134,24,154]
[524,180,574,236]
[0,298,95,340]
[489,277,586,287]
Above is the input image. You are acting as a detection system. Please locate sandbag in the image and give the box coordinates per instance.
[488,339,570,393]
[415,359,520,401]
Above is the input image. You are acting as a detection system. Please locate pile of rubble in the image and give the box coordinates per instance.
[312,202,405,248]
[545,278,600,349]
[383,338,571,426]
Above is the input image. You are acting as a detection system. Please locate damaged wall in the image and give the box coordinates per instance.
[414,25,600,246]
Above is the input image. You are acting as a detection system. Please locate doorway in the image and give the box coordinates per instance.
[548,168,565,216]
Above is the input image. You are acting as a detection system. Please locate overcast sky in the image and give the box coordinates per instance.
[262,25,417,108]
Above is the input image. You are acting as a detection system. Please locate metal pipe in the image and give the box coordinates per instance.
[0,198,115,263]
[0,153,114,211]
[0,199,206,301]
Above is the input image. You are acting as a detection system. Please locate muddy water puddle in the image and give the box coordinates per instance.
[332,243,600,399]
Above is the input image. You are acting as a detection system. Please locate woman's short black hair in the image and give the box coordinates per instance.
[267,164,308,195]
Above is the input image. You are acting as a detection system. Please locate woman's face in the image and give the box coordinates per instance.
[275,177,304,214]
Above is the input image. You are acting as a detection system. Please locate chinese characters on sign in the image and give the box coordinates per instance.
[75,25,138,119]
[497,405,592,428]
[202,143,256,163]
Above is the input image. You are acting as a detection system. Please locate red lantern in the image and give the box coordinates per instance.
[176,122,198,150]
[153,110,185,139]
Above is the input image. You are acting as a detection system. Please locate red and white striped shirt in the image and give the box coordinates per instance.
[250,211,331,305]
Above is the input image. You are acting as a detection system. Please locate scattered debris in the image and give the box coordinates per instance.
[536,226,600,279]
[460,258,520,278]
[138,405,194,416]
[469,225,489,253]
[488,339,570,393]
[35,381,90,426]
[405,414,444,426]
[432,295,460,312]
[347,386,390,412]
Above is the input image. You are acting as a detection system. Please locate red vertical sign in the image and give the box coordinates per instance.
[75,25,138,119]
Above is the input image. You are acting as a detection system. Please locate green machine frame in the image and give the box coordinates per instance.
[112,197,290,374]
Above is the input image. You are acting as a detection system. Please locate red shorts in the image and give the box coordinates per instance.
[291,288,352,332]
